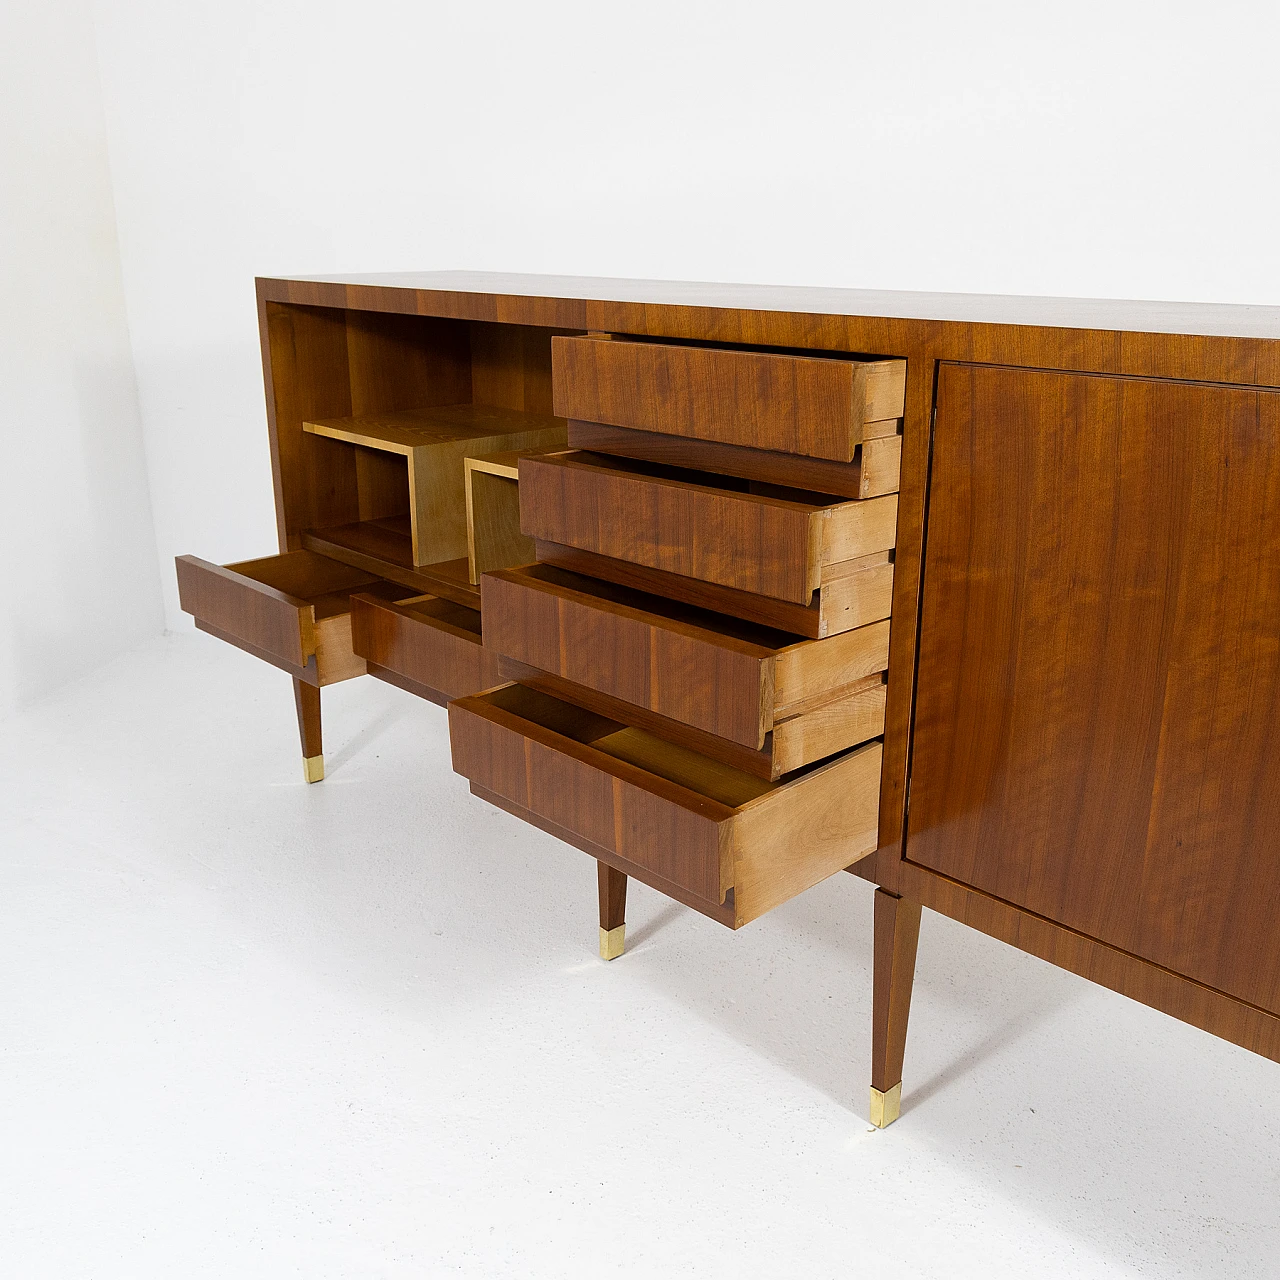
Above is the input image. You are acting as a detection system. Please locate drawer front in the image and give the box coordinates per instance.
[552,335,905,462]
[482,564,892,760]
[519,452,897,604]
[450,690,732,907]
[351,593,503,704]
[177,555,314,668]
[176,550,387,681]
[449,684,883,927]
[481,566,775,748]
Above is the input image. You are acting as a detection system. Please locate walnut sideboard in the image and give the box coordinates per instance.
[178,271,1280,1128]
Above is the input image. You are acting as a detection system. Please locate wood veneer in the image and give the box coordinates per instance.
[302,404,565,566]
[552,333,905,461]
[518,450,898,605]
[464,449,547,584]
[350,592,504,707]
[568,420,902,500]
[177,271,1280,1126]
[449,683,882,927]
[481,562,889,776]
[908,363,1280,1014]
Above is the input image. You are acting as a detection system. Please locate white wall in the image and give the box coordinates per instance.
[77,0,1280,631]
[0,0,163,715]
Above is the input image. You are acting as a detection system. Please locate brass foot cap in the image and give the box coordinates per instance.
[869,1083,902,1128]
[599,924,625,961]
[303,754,325,784]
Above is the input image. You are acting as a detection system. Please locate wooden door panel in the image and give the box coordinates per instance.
[907,363,1280,1012]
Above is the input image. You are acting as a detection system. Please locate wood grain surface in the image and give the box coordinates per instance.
[518,451,895,604]
[567,420,899,499]
[239,271,1280,1073]
[450,683,881,926]
[176,551,383,672]
[481,563,779,747]
[482,563,889,746]
[908,363,1280,1014]
[552,334,904,460]
[350,592,503,702]
[871,890,922,1094]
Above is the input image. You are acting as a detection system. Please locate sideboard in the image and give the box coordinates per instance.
[177,271,1280,1128]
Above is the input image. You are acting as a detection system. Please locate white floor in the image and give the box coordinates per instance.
[2,633,1277,1278]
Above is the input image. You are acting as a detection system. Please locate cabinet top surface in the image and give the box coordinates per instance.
[260,269,1280,341]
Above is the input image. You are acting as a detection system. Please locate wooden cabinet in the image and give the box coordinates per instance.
[181,270,1280,1132]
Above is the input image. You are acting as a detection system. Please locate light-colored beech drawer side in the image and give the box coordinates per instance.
[350,592,504,705]
[176,550,402,685]
[518,451,898,605]
[533,540,895,641]
[481,563,889,776]
[552,335,905,462]
[448,683,882,928]
[567,420,903,501]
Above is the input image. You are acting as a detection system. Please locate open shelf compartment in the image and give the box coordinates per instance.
[302,403,564,569]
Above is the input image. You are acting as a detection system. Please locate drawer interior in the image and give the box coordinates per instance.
[452,681,884,927]
[555,449,852,511]
[178,549,412,685]
[494,562,807,650]
[222,550,391,605]
[479,683,774,808]
[387,592,484,638]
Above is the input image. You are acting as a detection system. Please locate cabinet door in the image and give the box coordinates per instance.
[907,362,1280,1013]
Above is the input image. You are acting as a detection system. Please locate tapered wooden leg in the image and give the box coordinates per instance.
[598,862,627,960]
[293,678,324,783]
[871,888,922,1127]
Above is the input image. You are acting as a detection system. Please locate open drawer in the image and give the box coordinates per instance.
[449,683,883,928]
[518,450,898,605]
[552,334,906,462]
[350,592,504,706]
[481,563,888,780]
[176,550,406,685]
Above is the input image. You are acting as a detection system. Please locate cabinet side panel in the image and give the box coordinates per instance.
[265,303,357,542]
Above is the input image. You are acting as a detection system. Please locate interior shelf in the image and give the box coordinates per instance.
[302,403,564,454]
[300,403,565,570]
[302,516,479,606]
